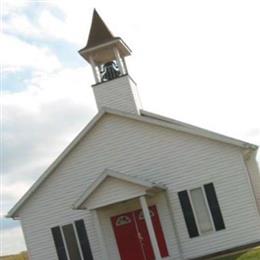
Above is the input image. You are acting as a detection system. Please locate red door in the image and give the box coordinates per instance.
[111,205,169,260]
[135,205,169,259]
[111,212,145,260]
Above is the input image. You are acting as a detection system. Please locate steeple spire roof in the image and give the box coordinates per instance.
[86,9,116,49]
[79,9,131,65]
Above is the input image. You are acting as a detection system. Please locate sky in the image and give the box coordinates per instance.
[1,0,260,256]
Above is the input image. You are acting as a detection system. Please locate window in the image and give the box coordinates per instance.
[178,183,225,238]
[51,219,93,260]
[62,224,81,260]
[190,187,213,234]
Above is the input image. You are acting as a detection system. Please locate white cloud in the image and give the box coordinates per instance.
[3,67,96,203]
[45,1,93,45]
[3,5,89,46]
[2,182,31,202]
[37,10,69,41]
[1,227,26,256]
[3,14,41,38]
[1,33,61,73]
[3,9,77,44]
[2,0,29,16]
[4,67,95,105]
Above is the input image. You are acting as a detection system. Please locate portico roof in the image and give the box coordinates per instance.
[73,169,166,210]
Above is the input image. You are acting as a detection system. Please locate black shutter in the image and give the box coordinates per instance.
[51,226,68,260]
[75,219,94,260]
[204,183,225,231]
[62,224,82,260]
[178,190,199,238]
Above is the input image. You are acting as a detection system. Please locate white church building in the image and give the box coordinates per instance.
[7,10,260,260]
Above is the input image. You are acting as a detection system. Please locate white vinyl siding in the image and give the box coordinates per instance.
[18,114,260,260]
[93,75,141,114]
[83,177,147,210]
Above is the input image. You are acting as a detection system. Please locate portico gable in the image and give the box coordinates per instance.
[74,169,166,210]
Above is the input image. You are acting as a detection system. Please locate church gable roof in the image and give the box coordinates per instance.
[7,107,257,218]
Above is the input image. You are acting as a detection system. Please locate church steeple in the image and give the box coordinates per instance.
[79,9,131,84]
[79,10,142,114]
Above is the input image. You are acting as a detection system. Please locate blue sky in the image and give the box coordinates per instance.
[2,0,260,256]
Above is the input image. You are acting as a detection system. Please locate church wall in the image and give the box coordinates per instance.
[18,114,260,259]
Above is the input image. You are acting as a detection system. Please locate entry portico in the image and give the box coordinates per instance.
[73,169,170,260]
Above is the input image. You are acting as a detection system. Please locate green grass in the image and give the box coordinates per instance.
[214,247,260,260]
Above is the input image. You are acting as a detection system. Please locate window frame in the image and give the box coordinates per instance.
[188,186,216,236]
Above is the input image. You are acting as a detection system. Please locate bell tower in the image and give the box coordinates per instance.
[79,9,142,114]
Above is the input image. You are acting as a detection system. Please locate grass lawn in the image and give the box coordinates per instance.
[1,247,260,259]
[0,252,28,260]
[214,247,260,260]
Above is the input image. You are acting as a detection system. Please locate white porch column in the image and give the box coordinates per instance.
[139,196,162,260]
[92,210,108,260]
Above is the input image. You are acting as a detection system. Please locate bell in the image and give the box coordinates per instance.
[101,61,121,82]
